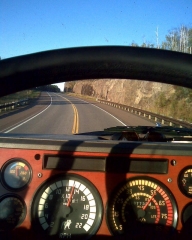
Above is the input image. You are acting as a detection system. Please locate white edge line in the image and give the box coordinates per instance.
[58,94,126,126]
[4,92,52,133]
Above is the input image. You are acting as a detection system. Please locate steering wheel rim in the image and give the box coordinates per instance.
[0,46,192,97]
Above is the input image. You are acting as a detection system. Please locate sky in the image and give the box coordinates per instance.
[53,82,65,92]
[1,0,192,90]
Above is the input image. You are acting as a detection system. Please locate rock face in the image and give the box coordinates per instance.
[65,79,174,111]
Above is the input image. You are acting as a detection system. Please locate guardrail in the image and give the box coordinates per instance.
[0,98,29,113]
[97,99,192,128]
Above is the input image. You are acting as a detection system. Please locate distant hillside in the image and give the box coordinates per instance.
[65,79,192,122]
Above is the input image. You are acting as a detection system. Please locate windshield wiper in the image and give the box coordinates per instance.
[100,126,192,142]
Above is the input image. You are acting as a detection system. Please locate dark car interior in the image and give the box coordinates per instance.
[0,46,192,239]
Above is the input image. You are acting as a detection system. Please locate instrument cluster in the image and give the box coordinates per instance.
[0,146,192,239]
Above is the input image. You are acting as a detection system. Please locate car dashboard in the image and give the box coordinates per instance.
[0,134,192,239]
[1,46,192,239]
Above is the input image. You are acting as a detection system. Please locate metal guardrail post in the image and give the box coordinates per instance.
[12,102,15,110]
[96,98,192,128]
[0,98,29,113]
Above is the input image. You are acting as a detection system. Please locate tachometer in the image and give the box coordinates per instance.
[106,177,178,239]
[31,174,103,239]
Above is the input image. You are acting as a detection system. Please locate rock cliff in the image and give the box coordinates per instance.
[65,79,174,112]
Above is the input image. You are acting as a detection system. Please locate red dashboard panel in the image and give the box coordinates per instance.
[0,146,192,239]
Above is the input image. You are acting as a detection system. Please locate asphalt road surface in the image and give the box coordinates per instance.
[0,92,155,135]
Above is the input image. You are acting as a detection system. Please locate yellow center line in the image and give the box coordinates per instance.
[72,103,79,134]
[56,94,79,134]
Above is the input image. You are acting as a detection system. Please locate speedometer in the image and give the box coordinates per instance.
[31,174,103,239]
[106,177,178,239]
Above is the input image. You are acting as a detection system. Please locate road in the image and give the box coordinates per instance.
[0,92,154,135]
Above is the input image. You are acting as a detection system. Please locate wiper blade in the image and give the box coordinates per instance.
[102,126,192,142]
[104,126,192,135]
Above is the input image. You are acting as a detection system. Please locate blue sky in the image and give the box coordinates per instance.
[1,0,192,60]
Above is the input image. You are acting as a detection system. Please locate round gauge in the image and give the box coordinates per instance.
[178,166,192,197]
[107,177,178,238]
[181,203,192,225]
[1,158,32,190]
[0,194,26,231]
[180,203,192,238]
[31,174,103,239]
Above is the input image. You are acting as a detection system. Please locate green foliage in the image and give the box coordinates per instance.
[36,84,60,92]
[161,26,192,53]
[131,41,139,47]
[189,28,192,48]
[0,89,40,104]
[174,86,192,102]
[130,25,192,54]
[129,24,192,122]
[155,87,192,122]
[155,92,168,108]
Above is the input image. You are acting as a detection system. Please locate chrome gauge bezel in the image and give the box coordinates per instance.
[178,166,192,198]
[181,202,192,225]
[106,176,178,238]
[0,193,27,231]
[0,158,32,191]
[31,173,103,239]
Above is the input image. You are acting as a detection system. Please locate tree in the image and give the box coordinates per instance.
[130,25,192,54]
[131,41,139,47]
[162,26,192,53]
[36,85,60,92]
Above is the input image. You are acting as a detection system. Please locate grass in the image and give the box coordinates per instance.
[0,90,41,104]
[153,87,192,123]
[65,87,192,124]
[65,92,97,102]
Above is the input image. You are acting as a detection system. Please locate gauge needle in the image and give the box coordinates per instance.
[16,166,19,177]
[67,185,75,207]
[142,193,155,211]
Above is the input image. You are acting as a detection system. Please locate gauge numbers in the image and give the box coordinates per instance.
[31,174,103,239]
[0,194,26,231]
[107,177,178,239]
[1,158,32,190]
[178,166,192,197]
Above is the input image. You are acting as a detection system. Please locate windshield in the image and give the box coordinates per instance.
[1,1,192,58]
[1,3,192,239]
[0,1,192,135]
